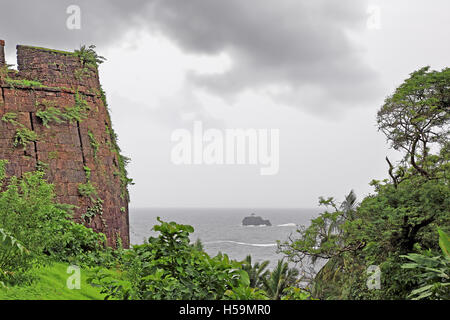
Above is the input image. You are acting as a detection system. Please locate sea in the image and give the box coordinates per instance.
[129,208,321,269]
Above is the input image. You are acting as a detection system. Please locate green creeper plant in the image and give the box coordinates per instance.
[14,127,38,149]
[88,130,100,159]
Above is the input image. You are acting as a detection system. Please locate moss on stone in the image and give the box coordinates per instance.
[21,45,76,56]
[5,78,43,88]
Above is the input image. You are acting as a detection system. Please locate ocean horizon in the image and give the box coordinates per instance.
[129,207,322,269]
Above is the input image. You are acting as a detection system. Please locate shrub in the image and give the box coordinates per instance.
[89,218,254,300]
[0,160,107,284]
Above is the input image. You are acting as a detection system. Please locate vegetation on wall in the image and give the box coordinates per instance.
[82,199,105,226]
[77,166,107,229]
[4,78,43,89]
[1,112,19,124]
[2,45,132,202]
[35,92,90,128]
[88,130,99,159]
[101,86,133,200]
[1,112,38,149]
[36,106,65,128]
[78,166,98,202]
[74,45,106,70]
[0,45,135,295]
[1,92,91,152]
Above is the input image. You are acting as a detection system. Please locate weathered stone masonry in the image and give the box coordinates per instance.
[0,41,130,247]
[0,40,5,65]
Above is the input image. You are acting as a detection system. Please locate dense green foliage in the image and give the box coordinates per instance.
[401,228,450,300]
[279,66,449,300]
[240,255,305,300]
[241,255,270,288]
[0,160,106,285]
[89,218,267,300]
[377,67,449,178]
[262,259,300,300]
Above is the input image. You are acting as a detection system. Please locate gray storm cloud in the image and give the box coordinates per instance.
[0,0,380,113]
[146,0,381,112]
[0,0,147,48]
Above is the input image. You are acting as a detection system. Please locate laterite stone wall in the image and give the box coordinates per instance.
[0,41,130,248]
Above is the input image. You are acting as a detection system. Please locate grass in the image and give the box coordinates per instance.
[0,262,107,300]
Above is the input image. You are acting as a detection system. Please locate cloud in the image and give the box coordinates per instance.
[0,0,381,114]
[0,0,148,50]
[147,87,227,129]
[142,0,381,113]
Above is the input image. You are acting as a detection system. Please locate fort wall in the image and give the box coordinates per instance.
[0,41,130,247]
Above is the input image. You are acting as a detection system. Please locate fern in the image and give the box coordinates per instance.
[14,127,38,149]
[74,45,106,69]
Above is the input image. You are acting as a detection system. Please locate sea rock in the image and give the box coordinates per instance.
[242,213,271,226]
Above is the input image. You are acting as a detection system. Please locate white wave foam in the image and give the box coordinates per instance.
[276,223,297,227]
[203,240,277,247]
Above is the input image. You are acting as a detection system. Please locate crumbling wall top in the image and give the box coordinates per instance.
[11,44,101,91]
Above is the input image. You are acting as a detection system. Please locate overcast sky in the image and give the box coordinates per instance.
[1,1,449,208]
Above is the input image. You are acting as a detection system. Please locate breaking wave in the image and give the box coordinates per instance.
[203,240,277,247]
[276,223,297,227]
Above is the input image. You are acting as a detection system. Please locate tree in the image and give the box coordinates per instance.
[241,255,270,289]
[374,66,450,252]
[278,191,365,299]
[278,66,449,299]
[377,66,449,180]
[262,260,299,300]
[278,190,362,266]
